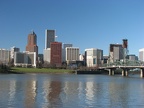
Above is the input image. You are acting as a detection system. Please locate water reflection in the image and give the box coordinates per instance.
[47,81,62,108]
[8,80,16,106]
[0,74,144,108]
[42,80,51,107]
[85,82,95,106]
[24,80,37,108]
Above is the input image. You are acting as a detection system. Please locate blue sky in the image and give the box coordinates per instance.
[0,0,144,56]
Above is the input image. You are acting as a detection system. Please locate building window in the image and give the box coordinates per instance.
[93,58,96,64]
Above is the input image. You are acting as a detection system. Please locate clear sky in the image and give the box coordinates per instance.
[0,0,144,56]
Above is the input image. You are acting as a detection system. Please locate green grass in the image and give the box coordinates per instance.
[10,67,74,73]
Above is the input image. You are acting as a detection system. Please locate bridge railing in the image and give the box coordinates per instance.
[101,60,144,67]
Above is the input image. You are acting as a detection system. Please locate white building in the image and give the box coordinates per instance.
[10,46,20,59]
[14,52,36,67]
[0,48,10,64]
[43,48,51,63]
[62,43,73,62]
[66,47,79,64]
[139,48,144,61]
[85,48,103,67]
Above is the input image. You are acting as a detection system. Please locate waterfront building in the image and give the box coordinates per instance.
[139,48,144,61]
[0,48,10,64]
[10,46,20,59]
[43,48,51,63]
[85,48,103,67]
[109,44,123,63]
[65,47,79,64]
[26,31,38,59]
[14,52,36,67]
[62,43,73,62]
[45,29,55,49]
[50,42,62,66]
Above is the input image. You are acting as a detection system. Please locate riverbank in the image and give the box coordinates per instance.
[7,67,75,74]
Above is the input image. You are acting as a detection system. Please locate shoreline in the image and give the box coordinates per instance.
[0,71,75,74]
[0,67,75,74]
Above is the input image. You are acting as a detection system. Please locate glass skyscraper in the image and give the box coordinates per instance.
[45,29,55,49]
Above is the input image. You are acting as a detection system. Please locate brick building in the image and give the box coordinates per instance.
[26,31,38,59]
[50,42,62,67]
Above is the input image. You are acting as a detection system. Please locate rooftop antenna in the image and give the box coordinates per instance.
[55,36,58,41]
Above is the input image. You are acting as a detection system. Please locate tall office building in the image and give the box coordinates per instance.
[139,48,144,61]
[66,47,79,64]
[26,31,38,58]
[109,44,123,63]
[0,48,10,64]
[50,42,62,66]
[62,44,73,62]
[85,48,103,67]
[45,29,55,49]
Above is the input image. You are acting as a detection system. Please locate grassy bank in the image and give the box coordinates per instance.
[10,67,75,74]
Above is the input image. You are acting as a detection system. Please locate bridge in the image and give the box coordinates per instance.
[99,60,144,78]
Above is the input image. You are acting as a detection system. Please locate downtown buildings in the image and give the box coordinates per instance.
[1,28,143,68]
[14,31,38,67]
[44,29,55,63]
[43,29,81,67]
[44,29,62,67]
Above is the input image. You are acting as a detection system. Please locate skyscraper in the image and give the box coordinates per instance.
[45,29,55,49]
[26,31,38,58]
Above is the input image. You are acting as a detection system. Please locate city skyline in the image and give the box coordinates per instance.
[0,0,144,56]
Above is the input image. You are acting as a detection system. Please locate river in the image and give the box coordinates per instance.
[0,73,144,108]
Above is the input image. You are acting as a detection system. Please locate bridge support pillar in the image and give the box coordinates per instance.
[109,69,115,75]
[122,69,128,76]
[140,69,144,78]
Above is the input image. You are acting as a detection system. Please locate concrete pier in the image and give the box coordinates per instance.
[122,69,128,76]
[140,69,144,78]
[109,69,115,75]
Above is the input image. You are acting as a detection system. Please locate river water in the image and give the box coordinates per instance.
[0,73,144,108]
